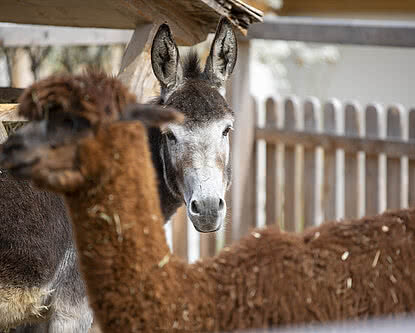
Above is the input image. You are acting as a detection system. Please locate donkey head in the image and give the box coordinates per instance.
[151,18,237,233]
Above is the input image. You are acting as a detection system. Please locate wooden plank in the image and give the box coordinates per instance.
[0,122,7,144]
[117,24,159,103]
[255,128,415,159]
[365,104,382,215]
[344,103,362,219]
[199,233,217,259]
[265,97,281,227]
[230,41,257,241]
[386,106,404,210]
[409,108,415,207]
[278,0,415,15]
[0,88,23,103]
[0,24,133,47]
[0,0,262,46]
[283,97,300,231]
[172,205,188,261]
[322,100,340,222]
[303,98,321,228]
[247,17,415,48]
[0,104,26,122]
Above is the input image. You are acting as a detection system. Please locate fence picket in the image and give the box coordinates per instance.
[303,98,321,228]
[344,102,363,219]
[172,206,188,261]
[0,122,7,143]
[365,104,381,215]
[265,98,282,226]
[409,109,415,207]
[200,233,216,259]
[283,97,301,231]
[322,100,341,221]
[386,106,404,209]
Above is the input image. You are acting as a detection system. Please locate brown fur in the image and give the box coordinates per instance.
[4,74,415,332]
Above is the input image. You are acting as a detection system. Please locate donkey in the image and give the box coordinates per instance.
[0,17,237,332]
[150,17,237,232]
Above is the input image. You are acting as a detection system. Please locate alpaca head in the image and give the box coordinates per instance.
[151,17,237,232]
[0,72,182,193]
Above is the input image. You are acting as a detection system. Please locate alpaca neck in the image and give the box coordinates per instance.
[65,123,173,330]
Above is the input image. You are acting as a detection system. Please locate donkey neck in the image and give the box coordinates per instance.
[147,126,182,221]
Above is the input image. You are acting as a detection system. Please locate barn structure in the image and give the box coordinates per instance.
[2,0,415,332]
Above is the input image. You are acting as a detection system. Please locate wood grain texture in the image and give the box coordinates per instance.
[278,0,415,15]
[409,109,415,207]
[0,105,25,122]
[322,101,340,222]
[303,98,321,228]
[117,24,159,103]
[386,106,403,210]
[0,0,262,45]
[172,205,188,261]
[265,98,281,227]
[283,97,300,231]
[344,103,362,219]
[365,104,381,215]
[0,122,7,144]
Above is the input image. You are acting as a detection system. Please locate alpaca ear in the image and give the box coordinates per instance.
[151,24,182,99]
[204,17,237,89]
[120,104,184,127]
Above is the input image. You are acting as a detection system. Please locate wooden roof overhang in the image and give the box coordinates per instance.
[0,0,262,45]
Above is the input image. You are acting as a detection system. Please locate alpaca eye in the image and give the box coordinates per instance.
[222,126,232,137]
[166,132,177,144]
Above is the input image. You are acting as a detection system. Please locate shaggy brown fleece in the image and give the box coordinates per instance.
[10,75,415,332]
[48,125,415,332]
[18,71,137,123]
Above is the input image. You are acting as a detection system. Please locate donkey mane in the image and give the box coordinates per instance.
[182,51,204,80]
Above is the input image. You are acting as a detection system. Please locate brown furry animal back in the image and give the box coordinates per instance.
[199,209,415,329]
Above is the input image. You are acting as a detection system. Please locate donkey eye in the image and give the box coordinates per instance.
[166,132,177,144]
[222,126,233,137]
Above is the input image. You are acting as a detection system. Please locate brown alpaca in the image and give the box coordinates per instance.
[2,74,415,333]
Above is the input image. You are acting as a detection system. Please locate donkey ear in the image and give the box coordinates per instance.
[120,104,184,127]
[151,24,181,92]
[204,17,238,88]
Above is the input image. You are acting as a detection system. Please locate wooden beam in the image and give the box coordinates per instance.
[256,127,415,159]
[0,0,262,46]
[117,24,159,103]
[278,0,415,16]
[0,122,7,144]
[0,24,133,47]
[230,41,257,241]
[0,104,25,122]
[247,17,415,48]
[0,88,23,103]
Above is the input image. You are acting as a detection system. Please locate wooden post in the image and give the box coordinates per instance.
[231,40,256,241]
[0,122,7,144]
[283,97,301,231]
[409,109,415,207]
[171,205,188,261]
[117,24,160,103]
[265,97,282,227]
[322,100,341,221]
[386,106,404,210]
[365,104,382,215]
[303,97,321,228]
[344,102,363,219]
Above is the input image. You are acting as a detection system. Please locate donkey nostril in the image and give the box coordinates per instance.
[218,198,225,211]
[190,200,200,215]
